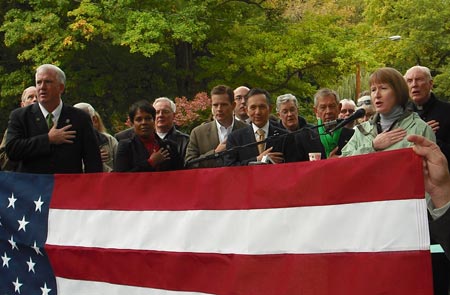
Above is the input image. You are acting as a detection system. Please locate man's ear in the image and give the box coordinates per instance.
[59,83,65,95]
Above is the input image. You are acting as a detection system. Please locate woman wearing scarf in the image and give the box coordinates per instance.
[341,67,435,156]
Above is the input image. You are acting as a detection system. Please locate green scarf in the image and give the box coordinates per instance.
[317,119,342,158]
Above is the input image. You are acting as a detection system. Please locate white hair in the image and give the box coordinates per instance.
[36,64,66,85]
[74,102,95,117]
[21,86,37,103]
[153,97,176,113]
[276,93,298,112]
[339,98,356,108]
[404,65,432,81]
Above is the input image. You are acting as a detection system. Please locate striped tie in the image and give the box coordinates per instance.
[46,113,54,129]
[256,129,265,154]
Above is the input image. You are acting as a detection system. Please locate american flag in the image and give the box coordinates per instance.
[0,173,56,294]
[0,148,434,294]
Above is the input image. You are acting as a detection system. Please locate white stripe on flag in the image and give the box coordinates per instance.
[47,199,429,254]
[56,277,213,295]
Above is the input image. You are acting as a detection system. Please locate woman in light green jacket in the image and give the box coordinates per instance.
[341,67,435,156]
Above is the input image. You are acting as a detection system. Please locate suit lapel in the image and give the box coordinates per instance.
[244,125,256,143]
[267,123,283,148]
[243,126,258,155]
[57,105,73,128]
[30,104,48,132]
[209,121,220,146]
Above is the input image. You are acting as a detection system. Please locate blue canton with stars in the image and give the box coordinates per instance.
[0,172,56,295]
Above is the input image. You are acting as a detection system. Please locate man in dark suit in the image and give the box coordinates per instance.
[185,85,247,168]
[5,64,102,174]
[405,66,450,165]
[224,88,298,166]
[295,88,354,161]
[405,66,450,293]
[275,93,313,132]
[153,97,189,167]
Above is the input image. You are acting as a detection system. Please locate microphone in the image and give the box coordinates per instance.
[306,119,344,131]
[328,108,366,133]
[321,118,344,128]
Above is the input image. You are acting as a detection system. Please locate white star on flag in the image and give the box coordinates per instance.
[13,277,23,293]
[34,196,44,212]
[32,241,43,256]
[27,257,36,273]
[8,235,19,250]
[8,192,17,209]
[41,282,52,295]
[17,215,29,232]
[2,252,11,268]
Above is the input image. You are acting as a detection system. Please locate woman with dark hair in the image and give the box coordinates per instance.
[342,67,435,156]
[114,100,182,172]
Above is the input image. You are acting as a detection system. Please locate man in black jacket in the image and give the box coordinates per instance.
[225,88,298,166]
[5,64,102,174]
[153,97,189,168]
[275,93,313,132]
[405,66,450,165]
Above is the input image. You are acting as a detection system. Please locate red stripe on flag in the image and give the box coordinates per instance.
[50,149,424,210]
[46,245,433,295]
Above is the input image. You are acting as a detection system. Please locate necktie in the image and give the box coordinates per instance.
[46,113,54,129]
[256,128,265,154]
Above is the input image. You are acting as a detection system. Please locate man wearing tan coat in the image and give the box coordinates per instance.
[185,85,247,168]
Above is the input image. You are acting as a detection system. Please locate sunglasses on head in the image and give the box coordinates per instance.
[357,100,371,107]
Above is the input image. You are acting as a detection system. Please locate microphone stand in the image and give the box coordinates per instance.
[185,122,337,167]
[185,136,276,167]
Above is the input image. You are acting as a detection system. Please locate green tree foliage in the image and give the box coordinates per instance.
[1,0,449,133]
[363,0,450,100]
[0,0,212,131]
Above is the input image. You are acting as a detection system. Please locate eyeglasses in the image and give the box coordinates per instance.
[357,100,371,107]
[340,109,355,114]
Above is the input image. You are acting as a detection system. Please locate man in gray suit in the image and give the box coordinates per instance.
[185,85,247,168]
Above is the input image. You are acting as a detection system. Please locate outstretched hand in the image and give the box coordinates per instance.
[407,134,450,208]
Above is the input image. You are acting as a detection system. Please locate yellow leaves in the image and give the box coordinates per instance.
[63,36,73,46]
[69,19,95,40]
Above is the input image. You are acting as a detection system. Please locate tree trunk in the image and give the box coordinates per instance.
[175,41,194,97]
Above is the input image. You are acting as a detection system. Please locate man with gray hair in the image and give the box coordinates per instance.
[405,65,450,164]
[338,98,356,128]
[74,102,118,172]
[153,97,189,167]
[5,64,102,173]
[20,86,38,107]
[294,88,354,160]
[276,93,312,132]
[405,65,450,293]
